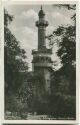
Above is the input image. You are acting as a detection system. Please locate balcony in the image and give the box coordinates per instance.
[36,20,49,27]
[33,62,52,68]
[32,48,52,55]
[32,56,53,63]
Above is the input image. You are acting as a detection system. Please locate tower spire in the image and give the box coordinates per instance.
[36,6,48,50]
[41,5,42,10]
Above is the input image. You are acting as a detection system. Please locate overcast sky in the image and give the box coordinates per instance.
[5,4,75,71]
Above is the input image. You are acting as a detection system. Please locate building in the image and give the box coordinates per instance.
[32,6,53,94]
[32,6,53,112]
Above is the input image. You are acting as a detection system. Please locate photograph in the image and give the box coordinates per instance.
[4,2,76,120]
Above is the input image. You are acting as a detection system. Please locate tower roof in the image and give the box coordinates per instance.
[38,5,45,17]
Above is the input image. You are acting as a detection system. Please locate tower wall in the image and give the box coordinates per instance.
[44,68,51,93]
[38,26,46,49]
[32,7,53,110]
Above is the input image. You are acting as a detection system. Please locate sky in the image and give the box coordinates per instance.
[5,4,75,71]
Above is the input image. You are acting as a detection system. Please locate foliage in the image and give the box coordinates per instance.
[53,25,76,67]
[53,4,76,10]
[50,67,76,118]
[4,9,28,113]
[47,4,76,118]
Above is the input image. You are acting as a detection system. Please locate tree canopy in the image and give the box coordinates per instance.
[4,9,29,114]
[47,4,76,118]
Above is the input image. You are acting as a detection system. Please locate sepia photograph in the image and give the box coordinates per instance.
[4,2,76,120]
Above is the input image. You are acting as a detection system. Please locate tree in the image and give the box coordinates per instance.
[4,9,28,113]
[47,5,76,118]
[47,5,76,68]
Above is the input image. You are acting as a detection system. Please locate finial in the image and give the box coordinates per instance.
[41,5,42,10]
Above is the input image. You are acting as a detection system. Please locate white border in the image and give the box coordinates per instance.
[0,0,4,124]
[0,0,80,124]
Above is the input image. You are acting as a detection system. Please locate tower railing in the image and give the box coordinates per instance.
[32,48,52,54]
[36,20,49,27]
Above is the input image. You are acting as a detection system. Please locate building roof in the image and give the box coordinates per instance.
[38,5,45,17]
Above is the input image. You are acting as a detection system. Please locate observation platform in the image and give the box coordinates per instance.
[32,48,52,55]
[36,20,49,27]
